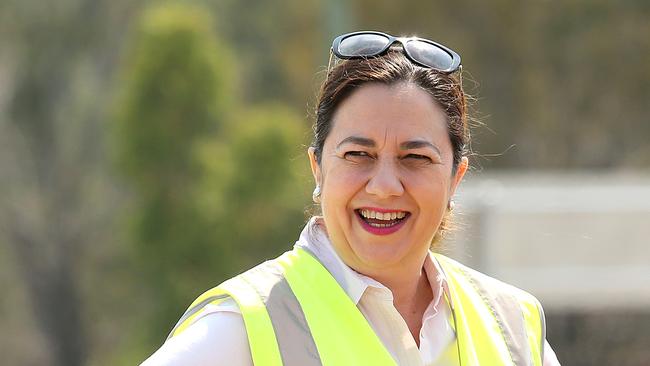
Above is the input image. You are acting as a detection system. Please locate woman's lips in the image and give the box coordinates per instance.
[355,209,410,236]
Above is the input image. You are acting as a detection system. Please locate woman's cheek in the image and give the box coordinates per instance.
[328,164,368,187]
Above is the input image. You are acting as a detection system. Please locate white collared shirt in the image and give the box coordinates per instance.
[142,218,560,366]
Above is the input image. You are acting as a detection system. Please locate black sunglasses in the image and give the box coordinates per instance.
[330,31,461,74]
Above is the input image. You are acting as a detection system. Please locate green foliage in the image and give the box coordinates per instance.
[113,1,237,345]
[115,3,235,189]
[197,104,311,267]
[210,0,326,106]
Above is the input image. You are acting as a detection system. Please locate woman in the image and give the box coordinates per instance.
[143,31,561,365]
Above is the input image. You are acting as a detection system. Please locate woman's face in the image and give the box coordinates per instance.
[309,82,468,275]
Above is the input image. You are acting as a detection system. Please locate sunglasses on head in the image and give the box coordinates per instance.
[329,31,462,74]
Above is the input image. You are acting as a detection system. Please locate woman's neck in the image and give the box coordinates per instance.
[374,264,433,347]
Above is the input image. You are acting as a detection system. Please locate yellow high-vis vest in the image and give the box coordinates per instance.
[168,247,546,366]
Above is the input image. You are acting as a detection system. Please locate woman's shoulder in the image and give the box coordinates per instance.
[141,299,252,366]
[142,257,283,365]
[434,253,551,362]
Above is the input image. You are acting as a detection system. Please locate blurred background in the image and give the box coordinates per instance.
[0,0,648,365]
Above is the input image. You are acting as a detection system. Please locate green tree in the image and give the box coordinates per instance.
[196,103,311,271]
[113,2,235,346]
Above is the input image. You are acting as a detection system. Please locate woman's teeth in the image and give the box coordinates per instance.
[359,209,407,220]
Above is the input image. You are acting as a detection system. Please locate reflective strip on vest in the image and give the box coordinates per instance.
[240,260,322,365]
[277,248,397,366]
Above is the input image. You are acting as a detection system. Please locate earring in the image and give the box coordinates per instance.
[312,184,321,203]
[447,200,455,211]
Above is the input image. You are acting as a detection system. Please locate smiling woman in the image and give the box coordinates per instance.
[308,81,466,288]
[142,31,561,366]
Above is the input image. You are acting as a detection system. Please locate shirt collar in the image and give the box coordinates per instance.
[294,217,451,307]
[425,250,454,312]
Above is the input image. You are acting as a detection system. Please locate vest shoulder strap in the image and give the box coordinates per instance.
[434,254,545,366]
[168,273,284,366]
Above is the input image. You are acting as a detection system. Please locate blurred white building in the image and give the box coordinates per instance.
[447,172,650,311]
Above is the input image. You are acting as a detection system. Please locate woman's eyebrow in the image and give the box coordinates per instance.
[336,137,442,155]
[400,140,441,155]
[336,136,375,149]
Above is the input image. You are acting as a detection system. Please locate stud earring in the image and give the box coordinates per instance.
[447,200,455,211]
[312,185,321,203]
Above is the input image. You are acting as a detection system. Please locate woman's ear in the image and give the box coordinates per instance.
[308,147,322,186]
[450,156,468,197]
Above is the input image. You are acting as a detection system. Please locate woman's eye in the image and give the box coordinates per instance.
[344,151,372,161]
[404,154,433,162]
[345,151,369,157]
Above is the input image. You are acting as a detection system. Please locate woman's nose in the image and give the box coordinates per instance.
[365,160,404,198]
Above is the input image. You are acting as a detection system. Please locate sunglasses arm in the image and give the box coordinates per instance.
[326,49,334,75]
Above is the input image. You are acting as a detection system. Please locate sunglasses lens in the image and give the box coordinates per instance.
[405,40,454,70]
[338,33,390,57]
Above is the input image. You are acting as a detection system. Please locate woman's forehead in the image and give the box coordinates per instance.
[327,83,449,147]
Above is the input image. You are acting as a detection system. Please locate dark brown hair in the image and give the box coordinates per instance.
[311,49,470,246]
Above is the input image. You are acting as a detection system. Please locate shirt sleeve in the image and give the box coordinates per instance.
[140,301,252,366]
[543,340,561,366]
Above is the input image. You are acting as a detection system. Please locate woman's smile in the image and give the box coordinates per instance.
[354,207,411,235]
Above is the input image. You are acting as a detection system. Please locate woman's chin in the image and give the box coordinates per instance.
[349,239,410,270]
